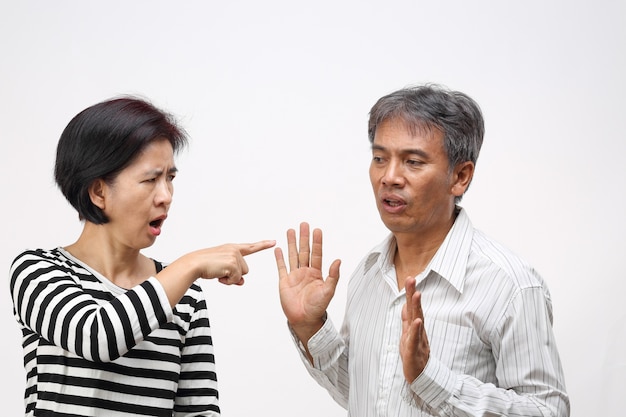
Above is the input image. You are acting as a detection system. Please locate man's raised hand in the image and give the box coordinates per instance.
[275,222,341,344]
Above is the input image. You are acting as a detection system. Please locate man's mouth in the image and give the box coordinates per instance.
[384,198,404,207]
[380,194,407,214]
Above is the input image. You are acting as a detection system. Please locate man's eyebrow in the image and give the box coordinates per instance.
[371,144,429,158]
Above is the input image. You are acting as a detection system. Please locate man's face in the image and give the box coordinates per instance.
[369,117,464,238]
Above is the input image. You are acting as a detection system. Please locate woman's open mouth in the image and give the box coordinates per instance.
[149,216,166,236]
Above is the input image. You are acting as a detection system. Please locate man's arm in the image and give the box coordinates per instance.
[275,223,350,408]
[274,222,341,363]
[401,281,570,416]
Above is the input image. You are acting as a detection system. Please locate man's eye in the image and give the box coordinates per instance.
[167,174,176,181]
[407,159,423,166]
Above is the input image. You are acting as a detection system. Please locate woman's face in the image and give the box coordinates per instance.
[97,138,177,250]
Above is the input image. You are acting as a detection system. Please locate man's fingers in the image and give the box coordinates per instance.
[274,247,288,279]
[412,291,424,323]
[405,276,416,321]
[401,302,409,323]
[410,318,423,346]
[324,259,341,292]
[311,228,323,271]
[285,228,299,271]
[282,223,328,273]
[298,222,311,268]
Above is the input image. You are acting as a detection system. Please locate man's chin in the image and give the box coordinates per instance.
[379,216,409,234]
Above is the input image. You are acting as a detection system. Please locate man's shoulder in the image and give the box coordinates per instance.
[357,234,394,273]
[469,229,546,290]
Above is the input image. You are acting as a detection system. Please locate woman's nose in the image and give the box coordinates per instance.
[156,180,173,205]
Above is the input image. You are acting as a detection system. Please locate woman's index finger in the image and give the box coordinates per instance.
[237,240,277,256]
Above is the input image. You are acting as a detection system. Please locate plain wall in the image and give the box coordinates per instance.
[1,1,624,416]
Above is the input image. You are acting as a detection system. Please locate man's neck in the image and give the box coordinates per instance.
[393,209,458,290]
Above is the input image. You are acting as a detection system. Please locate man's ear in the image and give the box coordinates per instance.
[451,161,475,198]
[88,179,107,210]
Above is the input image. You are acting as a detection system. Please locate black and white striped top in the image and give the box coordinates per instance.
[10,248,220,416]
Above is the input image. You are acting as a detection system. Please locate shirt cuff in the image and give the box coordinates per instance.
[407,355,456,410]
[288,314,341,370]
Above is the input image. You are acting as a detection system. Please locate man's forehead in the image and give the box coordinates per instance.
[374,117,443,143]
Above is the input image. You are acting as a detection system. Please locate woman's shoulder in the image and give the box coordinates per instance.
[10,247,94,282]
[9,248,85,293]
[11,247,67,266]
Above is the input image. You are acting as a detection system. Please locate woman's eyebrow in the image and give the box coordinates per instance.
[145,166,179,176]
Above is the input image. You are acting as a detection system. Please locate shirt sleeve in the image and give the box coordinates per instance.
[173,284,220,416]
[288,315,350,409]
[406,286,570,417]
[10,250,173,363]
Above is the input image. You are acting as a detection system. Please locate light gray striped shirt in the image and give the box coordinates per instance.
[291,208,569,416]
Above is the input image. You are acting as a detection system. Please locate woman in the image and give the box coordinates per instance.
[9,97,275,416]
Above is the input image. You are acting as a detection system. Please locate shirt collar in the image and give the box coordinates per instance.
[364,207,474,294]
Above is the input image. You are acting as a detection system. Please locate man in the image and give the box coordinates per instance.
[274,84,570,416]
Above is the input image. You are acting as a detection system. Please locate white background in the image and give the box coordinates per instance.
[1,1,624,416]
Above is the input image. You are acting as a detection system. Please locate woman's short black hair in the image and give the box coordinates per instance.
[54,96,188,224]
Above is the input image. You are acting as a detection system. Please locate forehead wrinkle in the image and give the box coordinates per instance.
[371,143,430,159]
[144,166,178,176]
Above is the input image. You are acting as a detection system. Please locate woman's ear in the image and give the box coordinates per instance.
[88,179,107,210]
[451,161,475,198]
